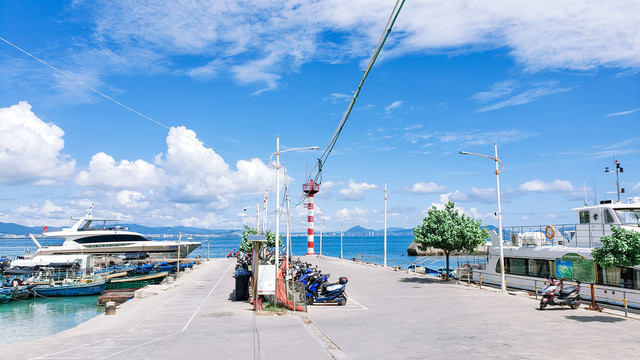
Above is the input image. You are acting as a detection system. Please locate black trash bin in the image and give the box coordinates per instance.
[234,269,252,301]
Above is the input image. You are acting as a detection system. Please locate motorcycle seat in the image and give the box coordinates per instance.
[560,286,577,295]
[324,284,343,292]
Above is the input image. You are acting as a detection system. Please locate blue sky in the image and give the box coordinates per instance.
[0,0,639,233]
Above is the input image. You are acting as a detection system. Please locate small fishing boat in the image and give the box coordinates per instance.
[33,277,108,297]
[105,271,169,290]
[0,287,16,304]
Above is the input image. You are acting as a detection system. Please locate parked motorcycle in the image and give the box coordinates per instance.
[302,273,348,305]
[539,278,581,310]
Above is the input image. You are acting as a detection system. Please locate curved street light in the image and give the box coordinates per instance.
[270,136,319,293]
[459,143,506,293]
[364,182,389,268]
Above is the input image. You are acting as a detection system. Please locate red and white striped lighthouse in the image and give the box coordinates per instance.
[302,179,320,255]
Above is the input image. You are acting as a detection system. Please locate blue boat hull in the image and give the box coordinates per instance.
[33,281,107,297]
[0,288,15,304]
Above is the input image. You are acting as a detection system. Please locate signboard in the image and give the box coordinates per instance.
[257,265,275,295]
[555,253,596,283]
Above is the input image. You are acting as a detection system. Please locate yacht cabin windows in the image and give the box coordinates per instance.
[579,211,590,224]
[604,209,615,224]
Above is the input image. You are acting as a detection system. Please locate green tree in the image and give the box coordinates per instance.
[591,226,640,268]
[239,225,282,253]
[413,201,489,280]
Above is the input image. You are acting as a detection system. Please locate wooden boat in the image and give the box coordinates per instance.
[11,284,36,300]
[105,271,169,290]
[33,278,108,297]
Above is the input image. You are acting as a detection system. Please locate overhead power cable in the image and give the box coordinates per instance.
[0,35,241,159]
[296,0,405,207]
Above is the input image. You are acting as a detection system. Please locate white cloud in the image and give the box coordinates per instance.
[116,190,150,209]
[335,206,370,223]
[0,102,76,185]
[518,179,574,192]
[71,0,640,92]
[157,126,274,207]
[423,202,492,221]
[338,180,376,201]
[470,80,517,102]
[76,152,164,190]
[384,100,403,113]
[474,81,573,112]
[606,108,640,117]
[407,181,447,194]
[439,128,535,146]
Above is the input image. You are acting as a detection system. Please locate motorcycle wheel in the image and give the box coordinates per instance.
[570,301,580,309]
[306,296,315,305]
[539,301,547,310]
[338,294,347,306]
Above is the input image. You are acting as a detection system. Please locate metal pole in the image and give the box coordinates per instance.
[616,163,620,202]
[495,143,506,292]
[384,181,387,268]
[319,206,323,256]
[340,223,343,259]
[275,136,280,294]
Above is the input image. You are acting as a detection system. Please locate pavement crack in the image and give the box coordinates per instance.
[300,316,350,360]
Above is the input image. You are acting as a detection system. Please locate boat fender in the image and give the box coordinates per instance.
[544,225,555,239]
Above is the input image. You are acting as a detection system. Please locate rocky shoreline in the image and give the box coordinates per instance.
[406,241,488,256]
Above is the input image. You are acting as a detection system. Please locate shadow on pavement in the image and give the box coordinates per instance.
[398,277,443,284]
[564,315,625,323]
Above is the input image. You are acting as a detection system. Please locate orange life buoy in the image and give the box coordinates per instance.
[544,225,555,239]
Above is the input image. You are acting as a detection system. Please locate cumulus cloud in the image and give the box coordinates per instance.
[157,126,273,207]
[0,102,76,185]
[335,206,370,223]
[76,152,164,189]
[518,179,574,192]
[338,180,376,201]
[406,181,447,194]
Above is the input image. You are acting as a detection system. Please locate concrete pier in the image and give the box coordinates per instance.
[2,256,639,359]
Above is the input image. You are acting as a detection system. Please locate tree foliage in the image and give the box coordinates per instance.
[239,225,282,253]
[413,201,489,280]
[591,226,640,268]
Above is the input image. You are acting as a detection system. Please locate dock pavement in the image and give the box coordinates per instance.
[2,256,639,360]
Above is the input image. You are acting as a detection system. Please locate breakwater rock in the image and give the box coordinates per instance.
[407,241,488,256]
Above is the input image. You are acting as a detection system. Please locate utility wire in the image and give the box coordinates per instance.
[297,0,406,206]
[0,35,242,159]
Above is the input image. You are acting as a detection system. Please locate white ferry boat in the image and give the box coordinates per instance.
[471,200,640,309]
[28,216,201,259]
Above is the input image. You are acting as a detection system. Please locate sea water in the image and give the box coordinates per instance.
[0,234,473,345]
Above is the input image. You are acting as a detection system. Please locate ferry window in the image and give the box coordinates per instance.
[579,211,590,224]
[529,259,550,278]
[635,269,640,290]
[604,209,615,224]
[620,267,634,289]
[602,267,621,286]
[509,258,527,276]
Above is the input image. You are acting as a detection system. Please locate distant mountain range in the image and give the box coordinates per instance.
[0,221,240,236]
[0,221,490,237]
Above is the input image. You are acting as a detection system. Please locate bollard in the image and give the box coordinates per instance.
[105,301,116,315]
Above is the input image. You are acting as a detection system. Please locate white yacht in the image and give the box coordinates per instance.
[28,216,201,259]
[471,200,640,309]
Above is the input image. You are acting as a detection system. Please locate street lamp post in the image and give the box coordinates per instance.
[318,205,324,256]
[270,136,318,293]
[364,182,389,267]
[459,143,506,292]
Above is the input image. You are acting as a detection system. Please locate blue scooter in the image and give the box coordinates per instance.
[303,273,348,306]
